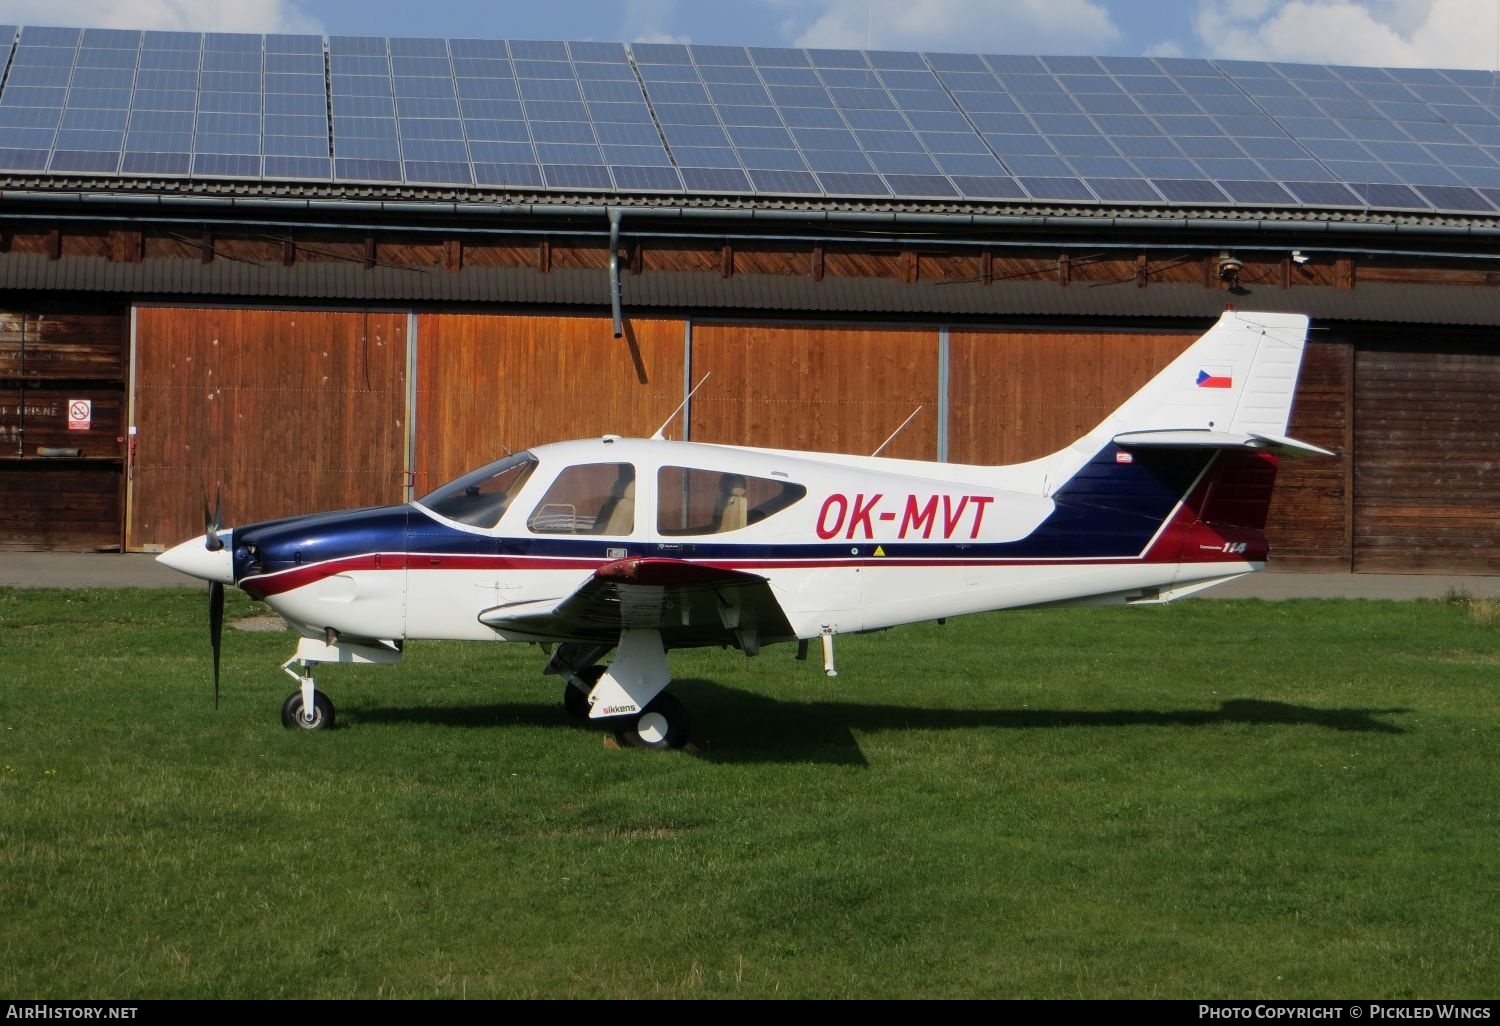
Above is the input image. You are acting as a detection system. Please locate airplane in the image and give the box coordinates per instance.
[158,309,1331,750]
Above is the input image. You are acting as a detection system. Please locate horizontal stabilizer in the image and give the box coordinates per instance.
[1113,429,1335,458]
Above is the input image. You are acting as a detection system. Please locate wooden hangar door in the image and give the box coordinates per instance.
[128,307,409,551]
[1263,340,1351,570]
[410,313,685,496]
[1353,338,1500,574]
[945,327,1195,466]
[687,323,940,460]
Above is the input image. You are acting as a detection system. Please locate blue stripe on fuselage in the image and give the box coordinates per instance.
[231,447,1212,576]
[233,505,410,579]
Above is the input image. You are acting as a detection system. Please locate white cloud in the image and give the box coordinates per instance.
[621,0,690,45]
[768,0,1122,54]
[1194,0,1500,68]
[0,0,320,32]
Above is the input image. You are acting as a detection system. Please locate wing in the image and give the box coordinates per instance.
[478,557,795,649]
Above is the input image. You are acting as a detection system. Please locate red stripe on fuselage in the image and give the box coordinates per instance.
[239,546,1253,600]
[239,553,604,599]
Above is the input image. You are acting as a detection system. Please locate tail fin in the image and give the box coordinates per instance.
[1035,310,1325,490]
[1095,309,1311,443]
[1044,310,1328,582]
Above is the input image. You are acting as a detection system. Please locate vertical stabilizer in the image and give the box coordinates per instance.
[1031,310,1312,490]
[1096,309,1310,441]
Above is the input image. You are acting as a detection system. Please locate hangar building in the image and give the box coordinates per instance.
[1,25,1498,573]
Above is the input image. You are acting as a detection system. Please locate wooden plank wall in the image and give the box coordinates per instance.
[1353,341,1500,573]
[674,320,1346,572]
[688,323,940,459]
[0,312,126,380]
[947,329,1194,465]
[0,307,125,550]
[411,313,685,495]
[0,461,123,549]
[0,387,123,457]
[106,305,1400,573]
[129,308,408,550]
[1263,340,1352,570]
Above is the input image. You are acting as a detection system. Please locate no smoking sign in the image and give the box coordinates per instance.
[67,399,91,431]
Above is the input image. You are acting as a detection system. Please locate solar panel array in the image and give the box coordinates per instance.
[2,26,1500,214]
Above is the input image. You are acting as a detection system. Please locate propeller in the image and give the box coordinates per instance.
[205,484,225,708]
[204,486,224,552]
[209,580,224,709]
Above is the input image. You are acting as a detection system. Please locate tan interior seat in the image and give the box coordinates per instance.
[599,478,635,535]
[716,476,747,533]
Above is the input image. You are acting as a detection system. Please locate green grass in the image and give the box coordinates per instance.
[1,588,1495,999]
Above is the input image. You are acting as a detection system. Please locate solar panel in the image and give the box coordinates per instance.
[1415,184,1494,211]
[0,28,1498,213]
[1019,176,1093,200]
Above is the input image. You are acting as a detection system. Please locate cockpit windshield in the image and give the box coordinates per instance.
[417,452,538,529]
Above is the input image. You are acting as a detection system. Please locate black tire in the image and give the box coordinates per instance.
[563,665,605,719]
[281,689,335,731]
[614,691,690,750]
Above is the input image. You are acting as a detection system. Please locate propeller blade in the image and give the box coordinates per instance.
[209,580,224,709]
[205,485,224,552]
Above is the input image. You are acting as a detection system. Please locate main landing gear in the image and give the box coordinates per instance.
[271,628,695,749]
[549,630,692,750]
[615,691,690,750]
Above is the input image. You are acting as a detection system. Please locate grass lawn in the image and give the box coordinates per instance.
[0,587,1495,999]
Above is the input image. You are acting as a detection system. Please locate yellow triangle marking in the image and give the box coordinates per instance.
[873,545,886,557]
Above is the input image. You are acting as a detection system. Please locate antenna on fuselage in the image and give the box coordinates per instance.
[871,405,924,457]
[651,373,712,441]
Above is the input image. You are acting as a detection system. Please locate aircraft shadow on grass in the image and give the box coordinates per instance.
[348,679,1410,766]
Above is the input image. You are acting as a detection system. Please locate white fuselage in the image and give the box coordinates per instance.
[237,436,1256,647]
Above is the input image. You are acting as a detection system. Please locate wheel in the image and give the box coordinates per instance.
[614,691,690,750]
[281,689,335,731]
[563,666,605,719]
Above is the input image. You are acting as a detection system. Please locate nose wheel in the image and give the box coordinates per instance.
[281,688,336,730]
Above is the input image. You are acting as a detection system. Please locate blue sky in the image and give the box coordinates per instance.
[2,1,1499,69]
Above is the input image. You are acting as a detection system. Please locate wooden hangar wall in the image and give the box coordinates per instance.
[0,298,1464,575]
[0,258,1493,574]
[0,302,125,550]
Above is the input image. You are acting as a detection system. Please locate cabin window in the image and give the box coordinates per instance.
[528,463,636,535]
[657,467,806,535]
[418,452,538,529]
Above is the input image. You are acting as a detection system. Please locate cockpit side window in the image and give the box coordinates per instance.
[657,467,806,535]
[528,463,636,535]
[418,453,537,529]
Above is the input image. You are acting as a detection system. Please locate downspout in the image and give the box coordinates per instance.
[608,207,623,339]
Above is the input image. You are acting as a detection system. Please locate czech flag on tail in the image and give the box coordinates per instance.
[1196,368,1233,389]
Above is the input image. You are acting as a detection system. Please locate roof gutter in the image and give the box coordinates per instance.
[6,188,1500,241]
[5,192,1500,266]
